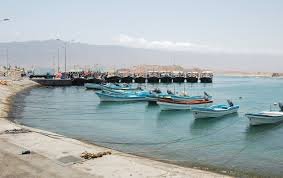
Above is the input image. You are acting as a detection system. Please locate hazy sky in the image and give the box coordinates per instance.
[1,0,283,56]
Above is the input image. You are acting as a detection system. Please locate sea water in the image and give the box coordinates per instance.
[11,76,283,177]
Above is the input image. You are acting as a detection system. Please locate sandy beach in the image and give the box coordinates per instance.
[0,78,230,178]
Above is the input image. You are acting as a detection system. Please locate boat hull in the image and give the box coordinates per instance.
[173,77,185,83]
[160,77,172,83]
[96,92,146,102]
[186,77,198,83]
[147,77,159,83]
[157,101,212,110]
[121,77,133,83]
[134,77,146,83]
[200,77,212,83]
[246,113,283,126]
[85,83,103,90]
[105,76,121,83]
[192,106,239,119]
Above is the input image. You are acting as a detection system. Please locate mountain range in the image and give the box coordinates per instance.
[0,40,282,73]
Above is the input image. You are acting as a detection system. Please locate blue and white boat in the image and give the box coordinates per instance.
[95,90,147,102]
[245,103,283,126]
[192,100,239,119]
[146,90,211,103]
[145,88,168,102]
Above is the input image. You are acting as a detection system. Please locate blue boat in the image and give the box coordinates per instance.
[146,90,211,103]
[95,90,147,102]
[192,100,239,119]
[170,92,212,101]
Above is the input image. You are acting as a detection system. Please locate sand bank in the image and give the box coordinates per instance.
[0,78,231,178]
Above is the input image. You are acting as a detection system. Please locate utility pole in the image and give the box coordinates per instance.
[64,43,67,73]
[57,48,60,73]
[6,48,9,70]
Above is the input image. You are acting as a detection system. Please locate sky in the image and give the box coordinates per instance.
[1,0,283,65]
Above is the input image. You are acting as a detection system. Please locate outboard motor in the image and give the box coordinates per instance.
[204,92,209,97]
[204,92,210,101]
[227,100,234,107]
[167,90,173,95]
[279,102,283,112]
[153,88,161,94]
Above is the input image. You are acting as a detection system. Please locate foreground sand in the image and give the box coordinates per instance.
[0,78,231,178]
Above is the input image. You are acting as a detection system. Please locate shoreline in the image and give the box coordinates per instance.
[0,78,232,177]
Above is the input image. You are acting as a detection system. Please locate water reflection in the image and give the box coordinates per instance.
[245,123,283,141]
[190,113,238,136]
[156,110,191,128]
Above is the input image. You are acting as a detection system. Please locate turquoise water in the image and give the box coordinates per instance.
[12,76,283,177]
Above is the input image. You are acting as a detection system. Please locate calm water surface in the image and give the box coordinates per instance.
[12,76,283,177]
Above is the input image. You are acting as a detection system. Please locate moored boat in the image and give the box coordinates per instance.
[157,98,213,110]
[105,76,121,83]
[85,83,105,90]
[170,92,212,101]
[245,103,283,126]
[172,72,185,83]
[200,71,213,83]
[192,100,239,119]
[186,72,199,83]
[95,90,147,102]
[134,76,146,83]
[101,83,142,91]
[121,76,133,83]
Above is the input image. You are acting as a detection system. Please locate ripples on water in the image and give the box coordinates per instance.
[11,76,283,177]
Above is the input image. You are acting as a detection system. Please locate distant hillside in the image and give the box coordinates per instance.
[0,40,282,73]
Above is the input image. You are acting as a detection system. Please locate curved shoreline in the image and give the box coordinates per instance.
[0,78,232,178]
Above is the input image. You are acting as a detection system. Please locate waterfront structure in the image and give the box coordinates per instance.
[200,71,213,83]
[186,72,199,83]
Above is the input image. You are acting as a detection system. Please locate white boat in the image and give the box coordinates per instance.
[157,99,213,110]
[245,103,283,126]
[192,100,239,119]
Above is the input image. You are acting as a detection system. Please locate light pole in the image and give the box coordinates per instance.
[57,48,60,73]
[56,39,74,75]
[6,48,9,70]
[1,18,10,75]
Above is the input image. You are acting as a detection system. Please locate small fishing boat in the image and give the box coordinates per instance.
[95,91,147,102]
[157,98,213,110]
[145,88,168,103]
[101,83,142,91]
[192,100,239,119]
[200,71,213,83]
[170,92,212,101]
[245,103,283,126]
[85,83,105,90]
